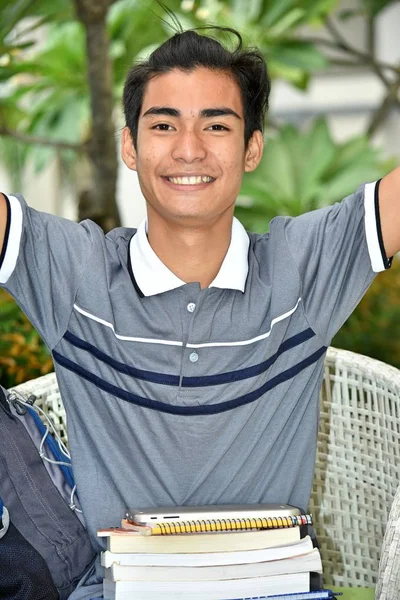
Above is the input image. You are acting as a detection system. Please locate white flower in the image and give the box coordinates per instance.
[181,0,195,11]
[195,7,210,20]
[0,54,10,67]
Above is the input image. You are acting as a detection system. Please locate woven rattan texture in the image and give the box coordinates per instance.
[9,348,400,592]
[375,484,400,599]
[10,372,67,443]
[309,347,400,589]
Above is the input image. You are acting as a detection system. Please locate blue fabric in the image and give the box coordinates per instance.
[25,405,75,490]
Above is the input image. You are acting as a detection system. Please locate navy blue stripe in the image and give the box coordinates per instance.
[374,178,392,270]
[62,327,315,388]
[183,328,315,386]
[63,330,179,386]
[52,346,326,416]
[127,233,145,298]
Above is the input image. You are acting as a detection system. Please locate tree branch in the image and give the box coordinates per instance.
[301,13,400,139]
[328,58,370,69]
[366,13,375,57]
[325,16,365,60]
[301,36,400,79]
[0,127,87,152]
[367,81,400,137]
[324,16,393,87]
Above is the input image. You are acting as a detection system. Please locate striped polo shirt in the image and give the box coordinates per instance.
[0,180,390,597]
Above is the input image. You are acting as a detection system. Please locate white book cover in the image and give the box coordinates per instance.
[103,572,309,600]
[101,535,314,568]
[104,548,321,581]
[98,525,300,553]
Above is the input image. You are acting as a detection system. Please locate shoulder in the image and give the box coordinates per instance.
[105,226,137,243]
[105,226,138,253]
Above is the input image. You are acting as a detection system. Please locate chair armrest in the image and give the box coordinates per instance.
[375,483,400,599]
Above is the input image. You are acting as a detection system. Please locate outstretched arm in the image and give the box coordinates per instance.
[0,194,7,255]
[380,167,400,259]
[0,191,94,349]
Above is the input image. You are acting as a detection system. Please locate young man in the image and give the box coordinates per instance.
[0,28,399,599]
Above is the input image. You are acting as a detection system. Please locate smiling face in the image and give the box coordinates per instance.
[121,67,263,228]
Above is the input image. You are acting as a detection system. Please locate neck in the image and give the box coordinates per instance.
[146,210,234,289]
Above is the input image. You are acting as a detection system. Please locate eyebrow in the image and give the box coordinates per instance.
[142,106,241,119]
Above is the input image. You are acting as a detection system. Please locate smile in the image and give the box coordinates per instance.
[166,176,214,185]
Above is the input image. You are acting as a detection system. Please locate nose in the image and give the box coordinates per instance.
[171,129,207,163]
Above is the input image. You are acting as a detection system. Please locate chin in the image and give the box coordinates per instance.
[168,211,213,225]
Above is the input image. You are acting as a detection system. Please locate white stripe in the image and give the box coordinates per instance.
[364,181,385,272]
[0,195,23,284]
[73,304,183,346]
[186,298,302,348]
[73,298,302,349]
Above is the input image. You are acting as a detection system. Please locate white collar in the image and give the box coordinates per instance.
[129,217,249,297]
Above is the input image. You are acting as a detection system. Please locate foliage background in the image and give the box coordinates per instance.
[0,0,399,386]
[0,288,53,387]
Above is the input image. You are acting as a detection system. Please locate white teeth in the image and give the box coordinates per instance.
[167,176,213,185]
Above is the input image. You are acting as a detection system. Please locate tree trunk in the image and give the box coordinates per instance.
[74,0,120,231]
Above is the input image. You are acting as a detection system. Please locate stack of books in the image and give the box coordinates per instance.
[97,504,334,600]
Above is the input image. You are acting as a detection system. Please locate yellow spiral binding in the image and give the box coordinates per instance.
[151,514,312,535]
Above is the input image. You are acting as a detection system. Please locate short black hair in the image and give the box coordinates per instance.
[123,27,270,148]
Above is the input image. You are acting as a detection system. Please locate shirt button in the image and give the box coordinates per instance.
[189,351,199,363]
[187,302,196,313]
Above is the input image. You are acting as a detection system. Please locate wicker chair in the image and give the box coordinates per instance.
[8,347,400,594]
[309,347,400,592]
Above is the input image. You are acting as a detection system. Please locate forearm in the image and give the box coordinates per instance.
[379,167,400,258]
[0,193,8,257]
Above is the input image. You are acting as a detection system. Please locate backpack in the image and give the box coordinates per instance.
[0,384,96,600]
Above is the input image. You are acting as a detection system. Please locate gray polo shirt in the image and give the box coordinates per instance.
[0,180,390,598]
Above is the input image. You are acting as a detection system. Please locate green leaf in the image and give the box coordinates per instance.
[268,40,328,70]
[301,0,339,21]
[266,8,306,37]
[238,118,391,228]
[261,0,297,28]
[360,0,398,17]
[0,0,73,56]
[231,0,264,22]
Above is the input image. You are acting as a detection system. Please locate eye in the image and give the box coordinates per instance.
[207,124,229,131]
[152,123,174,131]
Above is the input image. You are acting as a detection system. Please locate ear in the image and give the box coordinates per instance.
[244,130,264,172]
[121,127,137,171]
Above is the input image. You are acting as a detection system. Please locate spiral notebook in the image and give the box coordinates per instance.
[124,503,312,535]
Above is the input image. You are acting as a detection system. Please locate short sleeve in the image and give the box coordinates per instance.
[0,193,95,349]
[279,180,391,344]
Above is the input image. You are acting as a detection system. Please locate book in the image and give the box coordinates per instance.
[101,535,314,567]
[102,572,310,600]
[98,524,301,554]
[95,592,340,600]
[121,514,312,535]
[265,591,342,599]
[104,547,322,581]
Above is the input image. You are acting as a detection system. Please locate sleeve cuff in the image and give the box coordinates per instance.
[0,194,23,284]
[364,179,393,273]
